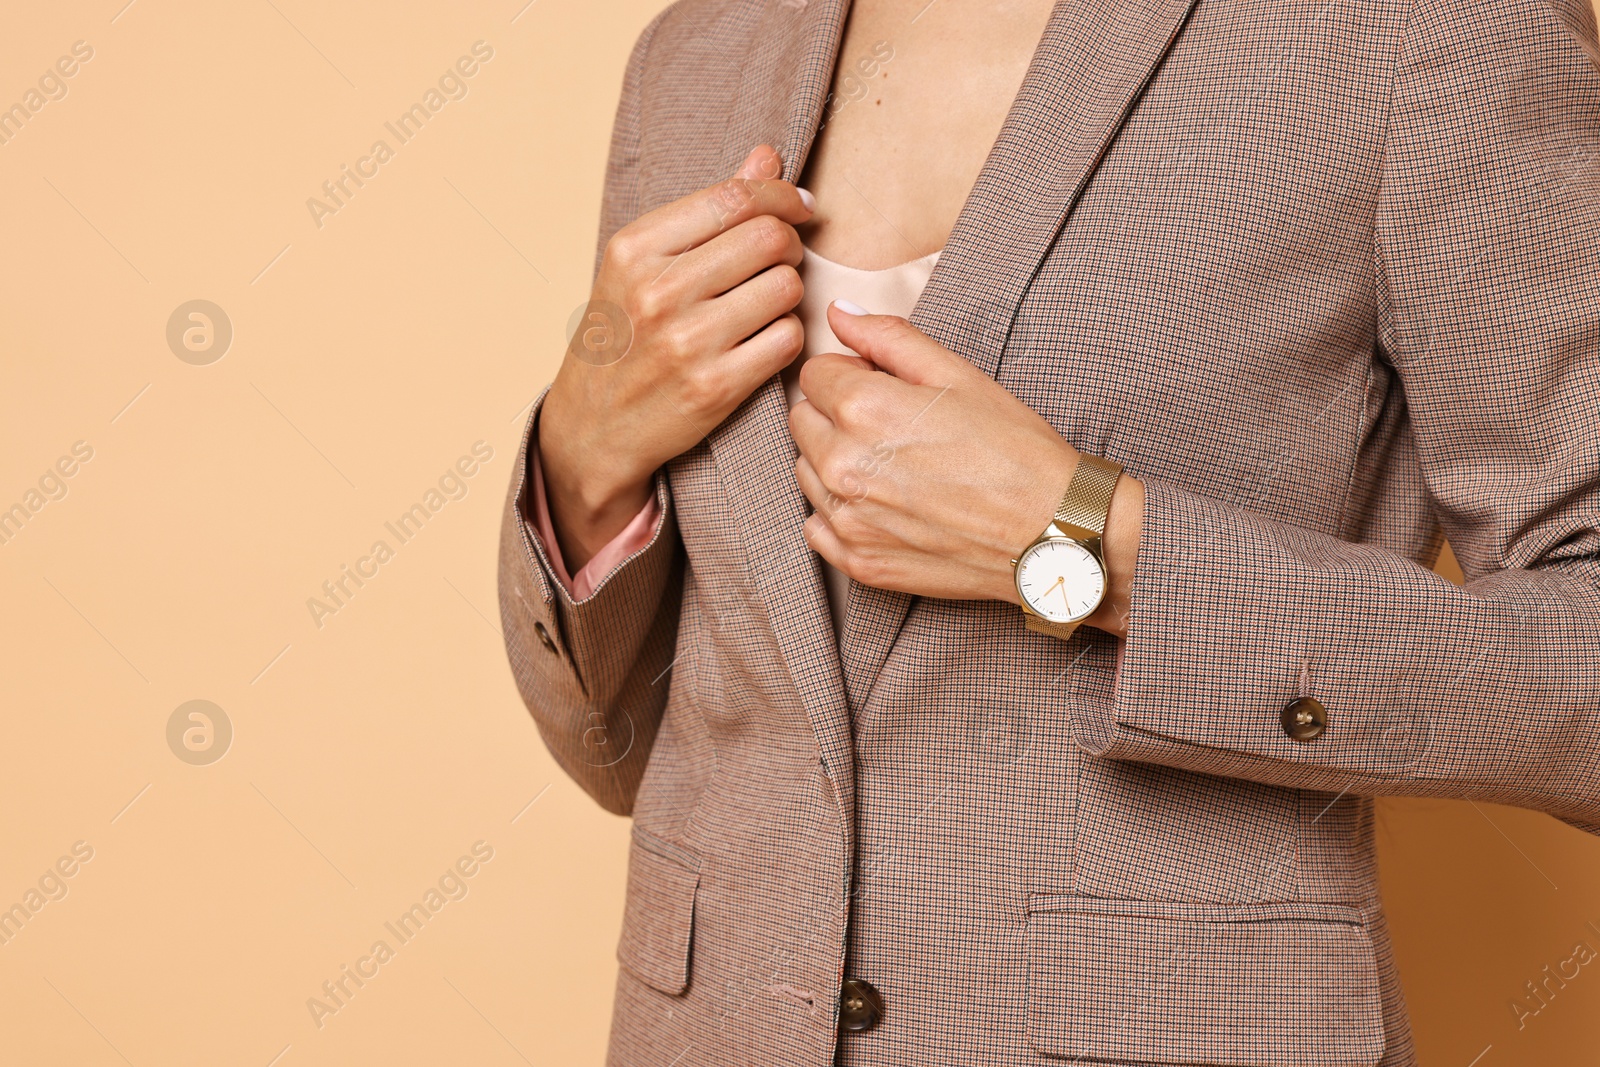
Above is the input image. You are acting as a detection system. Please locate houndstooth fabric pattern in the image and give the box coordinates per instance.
[497,0,1600,1064]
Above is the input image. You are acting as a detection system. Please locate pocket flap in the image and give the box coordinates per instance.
[1026,896,1384,1066]
[617,831,699,995]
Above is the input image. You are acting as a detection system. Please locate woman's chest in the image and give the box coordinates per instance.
[643,0,1409,537]
[795,0,1056,268]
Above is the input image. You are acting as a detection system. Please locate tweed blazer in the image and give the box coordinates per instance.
[499,0,1600,1064]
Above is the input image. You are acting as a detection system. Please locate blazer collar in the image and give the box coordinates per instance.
[702,0,860,844]
[697,0,1202,827]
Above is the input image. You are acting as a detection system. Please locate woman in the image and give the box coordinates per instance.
[499,0,1600,1063]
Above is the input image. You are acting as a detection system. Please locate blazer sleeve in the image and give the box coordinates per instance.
[498,11,684,816]
[1074,0,1600,834]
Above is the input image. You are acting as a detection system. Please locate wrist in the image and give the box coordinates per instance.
[995,443,1078,606]
[1008,447,1143,639]
[537,386,656,570]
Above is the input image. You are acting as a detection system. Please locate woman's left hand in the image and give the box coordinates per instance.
[789,302,1143,636]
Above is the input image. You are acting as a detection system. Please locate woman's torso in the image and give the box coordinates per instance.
[616,1,1436,1063]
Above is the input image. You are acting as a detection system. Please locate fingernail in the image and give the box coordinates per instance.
[797,187,816,211]
[833,299,869,316]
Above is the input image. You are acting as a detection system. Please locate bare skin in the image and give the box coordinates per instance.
[796,0,1057,267]
[541,0,1144,635]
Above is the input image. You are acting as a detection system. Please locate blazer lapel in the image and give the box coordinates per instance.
[839,0,1203,712]
[703,0,859,831]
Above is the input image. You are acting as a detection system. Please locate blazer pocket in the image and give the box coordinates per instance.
[617,828,700,996]
[1025,896,1384,1066]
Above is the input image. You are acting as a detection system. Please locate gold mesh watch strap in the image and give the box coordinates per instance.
[1024,613,1081,639]
[1053,454,1124,535]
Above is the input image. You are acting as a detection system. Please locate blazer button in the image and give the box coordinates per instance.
[1281,696,1328,741]
[839,978,883,1032]
[533,621,557,654]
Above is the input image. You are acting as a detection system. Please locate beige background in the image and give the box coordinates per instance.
[0,2,1596,1064]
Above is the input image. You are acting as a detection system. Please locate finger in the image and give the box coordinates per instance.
[794,453,854,519]
[734,145,782,181]
[826,303,958,387]
[802,508,852,572]
[676,214,805,301]
[794,454,829,512]
[642,156,814,255]
[796,351,878,423]
[722,313,805,385]
[696,262,805,352]
[787,399,844,469]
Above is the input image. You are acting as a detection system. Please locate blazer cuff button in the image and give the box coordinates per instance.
[1281,696,1328,741]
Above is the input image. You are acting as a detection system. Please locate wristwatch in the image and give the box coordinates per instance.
[1011,453,1124,639]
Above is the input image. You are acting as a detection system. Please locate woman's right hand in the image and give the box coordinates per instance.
[538,145,813,571]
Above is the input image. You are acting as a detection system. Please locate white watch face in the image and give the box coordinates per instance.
[1016,538,1105,623]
